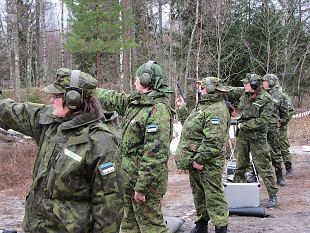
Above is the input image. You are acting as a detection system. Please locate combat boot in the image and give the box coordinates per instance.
[215,225,227,233]
[190,219,208,233]
[285,162,293,178]
[267,195,277,208]
[275,169,286,186]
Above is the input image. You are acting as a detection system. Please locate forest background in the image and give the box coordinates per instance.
[0,0,309,107]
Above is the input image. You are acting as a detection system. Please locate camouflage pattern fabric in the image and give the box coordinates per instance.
[266,87,285,171]
[122,192,168,233]
[96,89,174,233]
[175,94,230,227]
[267,124,282,171]
[0,99,124,233]
[279,91,294,164]
[43,67,97,98]
[279,123,292,164]
[234,89,278,196]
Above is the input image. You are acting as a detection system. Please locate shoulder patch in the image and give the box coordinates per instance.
[98,162,115,176]
[211,118,221,125]
[146,123,158,133]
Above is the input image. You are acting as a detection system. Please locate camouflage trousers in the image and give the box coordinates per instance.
[189,165,229,227]
[279,123,292,164]
[267,124,282,171]
[121,191,169,233]
[234,130,278,196]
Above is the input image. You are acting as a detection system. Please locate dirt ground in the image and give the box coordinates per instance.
[0,117,310,232]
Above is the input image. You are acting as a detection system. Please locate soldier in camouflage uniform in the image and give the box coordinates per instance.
[175,77,230,233]
[262,74,287,186]
[96,61,174,233]
[234,74,278,208]
[0,68,124,233]
[278,86,295,177]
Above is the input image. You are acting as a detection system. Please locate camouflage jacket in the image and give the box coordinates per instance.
[0,99,124,233]
[175,94,230,169]
[279,90,294,124]
[237,88,273,133]
[96,89,174,196]
[267,87,282,125]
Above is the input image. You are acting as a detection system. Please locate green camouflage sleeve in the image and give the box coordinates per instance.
[176,105,189,124]
[0,98,44,143]
[279,93,294,123]
[241,99,273,131]
[89,130,124,233]
[96,88,130,116]
[193,106,229,165]
[134,103,172,194]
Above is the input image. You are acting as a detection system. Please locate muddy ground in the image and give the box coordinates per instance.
[0,115,310,232]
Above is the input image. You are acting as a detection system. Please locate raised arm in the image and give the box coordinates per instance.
[0,99,44,143]
[96,88,131,116]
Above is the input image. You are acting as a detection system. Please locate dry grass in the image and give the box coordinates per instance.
[0,140,36,197]
[288,116,310,145]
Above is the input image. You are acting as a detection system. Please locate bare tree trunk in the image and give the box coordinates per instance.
[11,0,21,100]
[296,44,310,107]
[34,0,41,86]
[119,0,124,92]
[196,17,202,80]
[5,0,13,88]
[184,0,199,91]
[216,0,221,78]
[60,0,65,67]
[42,1,48,85]
[26,0,35,88]
[158,0,164,64]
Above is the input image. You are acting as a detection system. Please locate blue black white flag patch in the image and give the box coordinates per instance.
[146,123,158,133]
[98,162,115,176]
[211,118,221,125]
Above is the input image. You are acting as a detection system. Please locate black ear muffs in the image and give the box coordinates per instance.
[205,78,215,94]
[139,61,156,87]
[65,70,83,110]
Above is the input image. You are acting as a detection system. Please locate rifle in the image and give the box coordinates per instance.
[176,81,186,100]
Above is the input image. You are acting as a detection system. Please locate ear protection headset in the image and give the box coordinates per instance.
[139,60,156,88]
[267,74,277,87]
[205,78,216,94]
[65,70,83,110]
[248,74,260,90]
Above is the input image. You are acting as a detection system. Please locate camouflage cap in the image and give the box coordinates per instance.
[43,68,97,98]
[201,77,230,92]
[241,73,262,84]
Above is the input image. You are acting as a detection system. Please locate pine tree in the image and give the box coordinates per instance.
[64,0,136,79]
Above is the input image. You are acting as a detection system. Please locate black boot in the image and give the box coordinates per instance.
[285,162,293,178]
[275,169,286,186]
[0,230,17,233]
[190,219,208,233]
[267,195,277,208]
[215,225,227,233]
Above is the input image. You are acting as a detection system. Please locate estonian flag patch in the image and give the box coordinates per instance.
[211,118,221,125]
[146,123,158,133]
[98,162,115,176]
